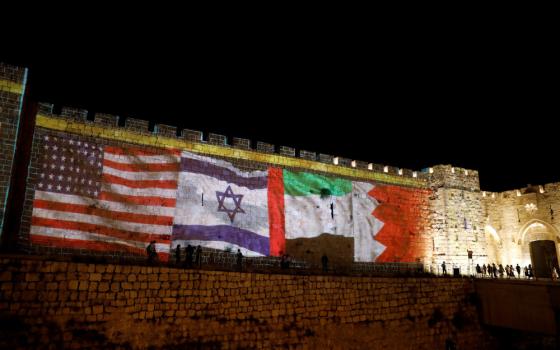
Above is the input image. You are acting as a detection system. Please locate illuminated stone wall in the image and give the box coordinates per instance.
[0,63,27,235]
[6,61,560,275]
[426,165,488,274]
[0,257,493,349]
[16,108,439,270]
[482,183,560,268]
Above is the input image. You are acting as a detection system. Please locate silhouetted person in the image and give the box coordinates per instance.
[516,264,521,278]
[281,254,288,269]
[492,263,497,278]
[185,244,194,268]
[146,241,157,265]
[528,264,534,279]
[195,245,202,267]
[441,261,447,276]
[476,264,481,277]
[175,244,181,265]
[321,254,329,273]
[236,249,243,271]
[482,264,487,277]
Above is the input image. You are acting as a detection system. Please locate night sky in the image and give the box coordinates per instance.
[2,35,556,192]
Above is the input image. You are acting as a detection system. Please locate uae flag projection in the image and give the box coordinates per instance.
[29,134,180,261]
[267,169,386,263]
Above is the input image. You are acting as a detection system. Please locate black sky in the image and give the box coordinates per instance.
[2,26,557,192]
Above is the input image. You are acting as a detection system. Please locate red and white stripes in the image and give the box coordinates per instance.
[30,145,180,260]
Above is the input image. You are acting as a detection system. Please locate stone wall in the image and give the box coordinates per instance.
[0,63,27,236]
[0,257,492,349]
[482,183,560,267]
[426,165,488,274]
[5,61,560,279]
[14,105,438,270]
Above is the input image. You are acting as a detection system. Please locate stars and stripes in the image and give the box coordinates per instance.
[30,134,180,260]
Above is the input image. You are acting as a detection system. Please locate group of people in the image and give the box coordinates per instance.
[472,262,560,280]
[475,263,524,278]
[439,260,560,280]
[148,242,332,274]
[175,244,202,268]
[147,241,245,270]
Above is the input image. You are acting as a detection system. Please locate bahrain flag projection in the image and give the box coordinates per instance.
[369,185,431,262]
[29,136,430,263]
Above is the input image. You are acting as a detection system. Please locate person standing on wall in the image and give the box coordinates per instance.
[175,244,181,266]
[146,241,158,265]
[516,264,521,278]
[441,261,447,276]
[236,249,243,271]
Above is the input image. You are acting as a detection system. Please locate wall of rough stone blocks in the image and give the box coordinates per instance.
[482,183,560,268]
[0,257,494,349]
[426,165,488,275]
[0,63,27,236]
[10,62,560,276]
[15,106,440,270]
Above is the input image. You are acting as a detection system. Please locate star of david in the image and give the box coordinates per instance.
[216,185,245,223]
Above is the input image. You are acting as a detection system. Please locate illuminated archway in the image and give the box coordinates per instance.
[517,219,560,268]
[518,219,560,245]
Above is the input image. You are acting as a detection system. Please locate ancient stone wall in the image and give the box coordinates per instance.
[4,61,560,278]
[482,183,560,268]
[0,257,493,349]
[426,165,487,274]
[13,103,438,271]
[0,63,27,235]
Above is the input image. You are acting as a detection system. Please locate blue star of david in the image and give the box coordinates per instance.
[216,185,245,223]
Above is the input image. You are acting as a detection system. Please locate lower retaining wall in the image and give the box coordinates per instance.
[0,257,492,349]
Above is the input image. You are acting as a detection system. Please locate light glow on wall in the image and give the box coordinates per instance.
[526,222,545,230]
[484,225,501,243]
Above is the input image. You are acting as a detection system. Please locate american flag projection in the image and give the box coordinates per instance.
[30,134,180,261]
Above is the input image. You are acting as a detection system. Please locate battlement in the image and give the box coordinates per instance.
[0,62,27,92]
[0,62,28,236]
[482,182,560,201]
[35,102,427,186]
[427,164,480,191]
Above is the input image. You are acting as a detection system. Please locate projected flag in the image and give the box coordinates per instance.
[29,134,180,261]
